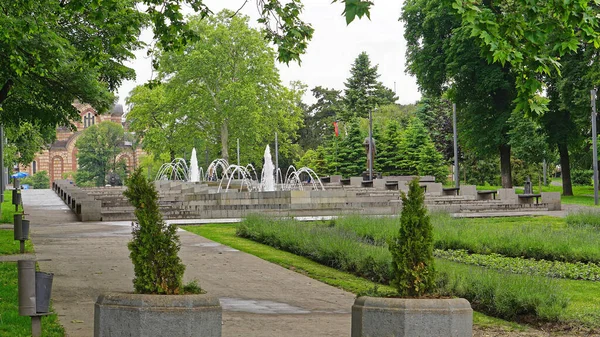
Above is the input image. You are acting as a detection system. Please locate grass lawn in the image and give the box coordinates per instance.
[2,190,22,224]
[0,230,34,255]
[0,263,64,337]
[182,224,528,332]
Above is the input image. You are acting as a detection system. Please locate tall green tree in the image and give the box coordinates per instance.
[343,52,397,120]
[4,122,55,168]
[402,0,516,187]
[397,118,430,176]
[298,86,345,150]
[377,120,403,175]
[156,11,303,164]
[76,121,126,186]
[414,97,454,161]
[337,119,365,177]
[126,84,200,162]
[418,142,447,184]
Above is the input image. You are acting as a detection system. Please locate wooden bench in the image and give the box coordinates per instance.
[477,190,498,200]
[340,178,351,186]
[361,180,373,188]
[518,193,542,204]
[385,181,399,190]
[442,187,460,196]
[320,176,331,183]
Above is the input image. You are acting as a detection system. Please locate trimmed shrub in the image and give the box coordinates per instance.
[572,169,593,186]
[389,178,436,297]
[566,210,600,229]
[124,168,185,294]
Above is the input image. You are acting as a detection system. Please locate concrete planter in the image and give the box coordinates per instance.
[351,296,472,337]
[94,293,222,337]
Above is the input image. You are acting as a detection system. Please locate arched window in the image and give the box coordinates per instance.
[83,112,95,128]
[32,161,37,174]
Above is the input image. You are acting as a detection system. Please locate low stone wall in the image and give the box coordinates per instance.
[52,180,102,221]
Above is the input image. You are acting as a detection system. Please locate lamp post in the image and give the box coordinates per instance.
[368,107,375,181]
[453,103,459,188]
[592,89,598,205]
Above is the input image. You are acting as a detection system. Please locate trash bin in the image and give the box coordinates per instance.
[21,220,30,240]
[35,272,53,313]
[12,189,21,205]
[14,214,22,241]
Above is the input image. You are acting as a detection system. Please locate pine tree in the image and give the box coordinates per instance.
[378,120,403,175]
[398,118,429,175]
[389,178,436,297]
[418,142,448,184]
[343,52,397,120]
[337,119,365,177]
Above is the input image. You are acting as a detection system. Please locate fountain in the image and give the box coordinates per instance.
[154,145,326,192]
[189,148,200,182]
[261,145,276,192]
[155,158,189,181]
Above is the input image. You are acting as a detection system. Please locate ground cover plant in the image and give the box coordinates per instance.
[0,263,65,336]
[236,214,569,324]
[435,249,600,281]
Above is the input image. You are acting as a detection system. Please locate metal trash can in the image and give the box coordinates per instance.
[12,189,21,205]
[35,272,53,313]
[21,220,30,240]
[14,214,22,241]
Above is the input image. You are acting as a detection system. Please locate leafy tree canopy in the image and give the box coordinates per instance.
[76,121,126,186]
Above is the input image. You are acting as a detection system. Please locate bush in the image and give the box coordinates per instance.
[124,168,185,294]
[20,171,50,189]
[388,178,435,297]
[571,169,593,186]
[566,210,600,229]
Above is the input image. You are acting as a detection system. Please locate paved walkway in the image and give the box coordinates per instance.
[22,190,354,337]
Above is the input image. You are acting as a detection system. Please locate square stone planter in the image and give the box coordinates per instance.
[94,292,222,337]
[351,296,472,337]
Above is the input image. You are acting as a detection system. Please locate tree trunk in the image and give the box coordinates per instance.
[221,120,229,162]
[169,150,175,162]
[500,144,512,188]
[0,79,13,105]
[558,142,573,196]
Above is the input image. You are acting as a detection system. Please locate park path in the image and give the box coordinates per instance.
[22,189,354,337]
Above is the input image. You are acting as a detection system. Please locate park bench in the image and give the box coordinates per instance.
[477,190,497,200]
[385,180,399,190]
[442,187,460,196]
[361,180,373,188]
[320,176,331,183]
[340,178,351,186]
[419,184,428,193]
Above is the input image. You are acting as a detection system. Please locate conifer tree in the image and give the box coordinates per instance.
[389,178,436,297]
[125,168,185,294]
[397,118,429,175]
[378,120,403,175]
[337,118,365,177]
[418,142,448,183]
[343,52,398,120]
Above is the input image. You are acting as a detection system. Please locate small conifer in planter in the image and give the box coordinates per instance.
[124,168,185,294]
[388,177,436,297]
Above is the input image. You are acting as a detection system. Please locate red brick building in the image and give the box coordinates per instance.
[21,103,143,184]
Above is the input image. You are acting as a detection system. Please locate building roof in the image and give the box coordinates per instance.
[111,104,125,117]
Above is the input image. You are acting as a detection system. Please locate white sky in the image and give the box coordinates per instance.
[115,0,421,111]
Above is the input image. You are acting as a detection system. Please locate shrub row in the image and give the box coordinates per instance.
[565,210,600,229]
[238,215,568,322]
[331,213,600,264]
[435,249,600,281]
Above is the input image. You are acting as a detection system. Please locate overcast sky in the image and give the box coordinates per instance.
[115,0,421,111]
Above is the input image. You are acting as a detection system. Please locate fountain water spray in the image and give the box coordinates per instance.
[189,148,200,182]
[261,145,276,191]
